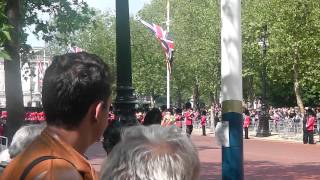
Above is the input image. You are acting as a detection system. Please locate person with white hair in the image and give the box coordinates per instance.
[0,123,46,173]
[100,125,200,180]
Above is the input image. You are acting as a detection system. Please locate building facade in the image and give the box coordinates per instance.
[0,47,51,108]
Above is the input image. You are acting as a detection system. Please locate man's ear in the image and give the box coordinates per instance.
[94,101,105,121]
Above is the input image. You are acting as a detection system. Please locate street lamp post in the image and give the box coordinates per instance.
[103,0,138,153]
[256,25,270,137]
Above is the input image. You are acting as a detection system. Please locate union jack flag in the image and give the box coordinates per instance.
[68,44,83,53]
[139,18,174,74]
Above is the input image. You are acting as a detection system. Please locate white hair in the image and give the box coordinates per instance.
[100,125,200,180]
[9,123,46,158]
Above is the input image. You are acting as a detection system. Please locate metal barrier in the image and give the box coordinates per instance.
[0,136,8,151]
[269,118,303,137]
[248,117,303,139]
[200,114,306,140]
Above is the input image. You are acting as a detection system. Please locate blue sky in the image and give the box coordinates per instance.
[27,0,151,47]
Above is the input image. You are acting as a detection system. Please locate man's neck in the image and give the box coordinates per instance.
[46,126,90,154]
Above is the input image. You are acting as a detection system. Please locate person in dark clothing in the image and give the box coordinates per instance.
[214,112,220,127]
[143,108,162,126]
[303,114,308,144]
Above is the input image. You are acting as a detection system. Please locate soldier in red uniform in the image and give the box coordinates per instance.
[1,111,7,121]
[304,109,315,144]
[174,108,183,132]
[243,109,251,139]
[184,102,193,136]
[108,105,116,123]
[0,111,7,136]
[201,110,207,136]
[30,111,37,124]
[37,111,46,122]
[135,108,144,124]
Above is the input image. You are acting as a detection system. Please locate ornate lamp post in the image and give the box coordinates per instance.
[103,0,138,153]
[256,25,270,137]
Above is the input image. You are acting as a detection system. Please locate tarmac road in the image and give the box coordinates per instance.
[193,134,320,180]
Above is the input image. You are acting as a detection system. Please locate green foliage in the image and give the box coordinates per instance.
[46,0,320,108]
[75,11,116,69]
[21,0,95,43]
[131,17,166,98]
[242,0,320,106]
[0,1,11,59]
[135,0,221,106]
[47,10,117,86]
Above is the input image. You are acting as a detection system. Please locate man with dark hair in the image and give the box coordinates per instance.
[2,52,113,179]
[143,108,162,126]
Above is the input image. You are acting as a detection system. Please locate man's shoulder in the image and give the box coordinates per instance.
[2,132,81,179]
[29,158,83,179]
[2,155,83,179]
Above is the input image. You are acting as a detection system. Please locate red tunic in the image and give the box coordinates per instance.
[185,111,193,126]
[243,115,250,128]
[0,124,4,136]
[306,116,315,131]
[175,114,183,128]
[38,111,46,122]
[201,115,206,126]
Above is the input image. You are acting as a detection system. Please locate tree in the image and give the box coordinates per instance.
[242,0,320,109]
[131,17,166,105]
[267,0,320,109]
[3,0,95,141]
[0,1,11,59]
[135,0,221,108]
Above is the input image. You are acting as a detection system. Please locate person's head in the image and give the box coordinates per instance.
[143,108,162,126]
[185,102,192,110]
[9,124,46,159]
[175,108,182,115]
[100,125,200,180]
[307,108,315,117]
[202,110,207,116]
[42,52,113,141]
[244,109,250,116]
[160,105,166,112]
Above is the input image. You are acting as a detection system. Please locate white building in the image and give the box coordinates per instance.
[0,47,51,108]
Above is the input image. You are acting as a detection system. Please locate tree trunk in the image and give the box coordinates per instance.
[215,87,220,105]
[150,95,155,108]
[248,75,254,105]
[293,47,304,114]
[209,92,215,106]
[4,0,25,142]
[177,88,182,108]
[193,83,200,111]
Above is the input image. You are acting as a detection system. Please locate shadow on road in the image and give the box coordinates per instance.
[200,161,320,180]
[244,161,320,180]
[200,162,220,180]
[197,145,220,151]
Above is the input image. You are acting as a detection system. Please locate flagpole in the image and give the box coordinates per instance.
[166,0,170,109]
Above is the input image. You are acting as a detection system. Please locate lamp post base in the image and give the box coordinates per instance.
[256,131,271,137]
[255,105,270,137]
